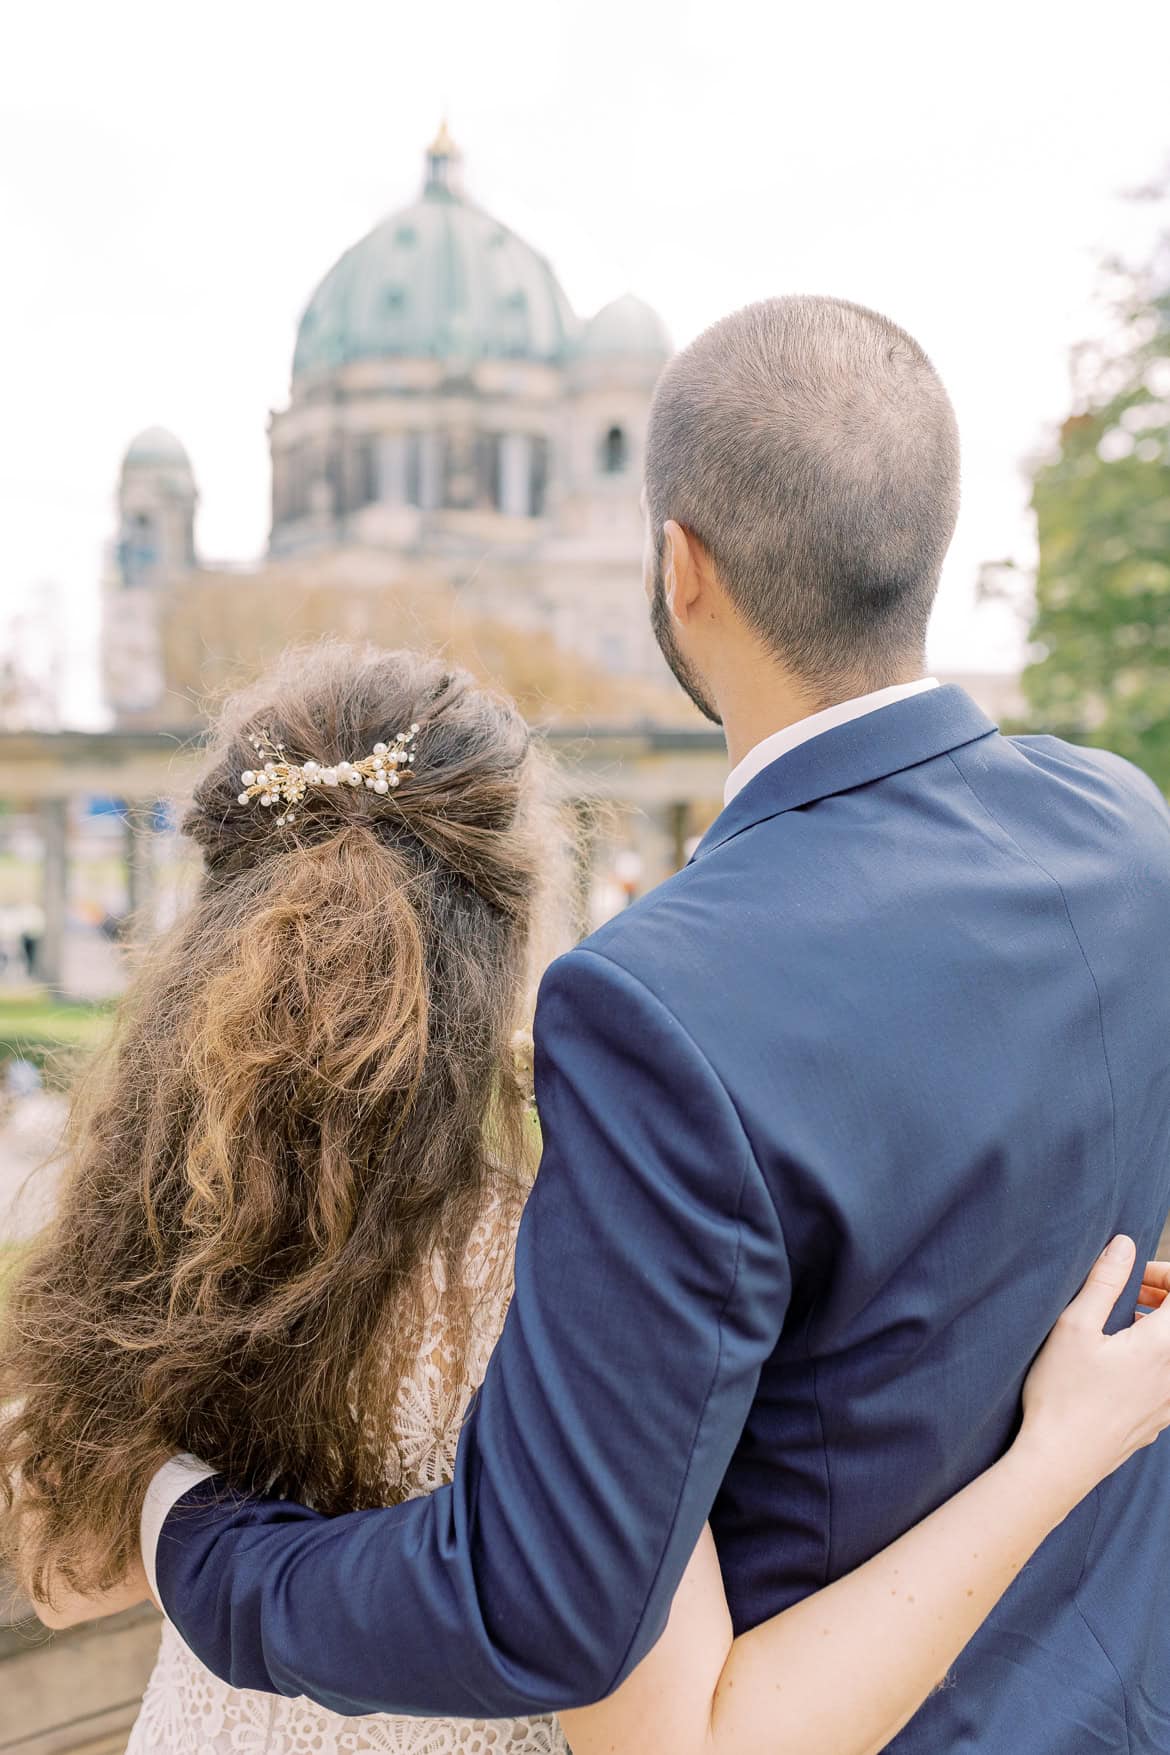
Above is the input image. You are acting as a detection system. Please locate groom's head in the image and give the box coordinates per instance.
[642,295,960,724]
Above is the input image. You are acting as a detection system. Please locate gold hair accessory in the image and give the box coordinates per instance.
[237,725,420,826]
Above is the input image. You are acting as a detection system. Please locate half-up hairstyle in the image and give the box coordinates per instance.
[0,641,564,1602]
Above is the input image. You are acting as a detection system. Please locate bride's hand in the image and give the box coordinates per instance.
[1016,1236,1170,1510]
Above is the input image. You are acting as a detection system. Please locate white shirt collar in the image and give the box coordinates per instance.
[723,678,941,805]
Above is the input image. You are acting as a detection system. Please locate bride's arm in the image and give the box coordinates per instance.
[13,1458,155,1631]
[16,1494,151,1630]
[562,1239,1170,1755]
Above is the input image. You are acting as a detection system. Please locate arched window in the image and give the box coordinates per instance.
[601,424,628,475]
[118,512,157,587]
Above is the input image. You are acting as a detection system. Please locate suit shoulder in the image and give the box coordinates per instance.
[1009,733,1169,822]
[536,862,724,1030]
[575,859,699,957]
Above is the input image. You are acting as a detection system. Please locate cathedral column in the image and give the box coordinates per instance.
[38,798,69,995]
[378,433,409,504]
[124,803,156,934]
[665,800,690,872]
[499,435,532,516]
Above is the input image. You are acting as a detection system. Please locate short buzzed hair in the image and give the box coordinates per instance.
[644,295,960,694]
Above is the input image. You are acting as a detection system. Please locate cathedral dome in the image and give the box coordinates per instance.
[292,127,578,381]
[580,294,671,360]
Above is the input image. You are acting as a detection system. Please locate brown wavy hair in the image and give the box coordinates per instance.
[0,642,565,1602]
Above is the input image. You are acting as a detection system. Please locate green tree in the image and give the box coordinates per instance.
[1022,187,1170,790]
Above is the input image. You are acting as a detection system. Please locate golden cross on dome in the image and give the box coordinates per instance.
[428,118,457,158]
[424,118,463,194]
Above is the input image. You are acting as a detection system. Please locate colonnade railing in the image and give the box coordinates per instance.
[0,671,1029,996]
[0,724,729,996]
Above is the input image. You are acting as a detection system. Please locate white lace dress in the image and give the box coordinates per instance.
[125,1196,569,1755]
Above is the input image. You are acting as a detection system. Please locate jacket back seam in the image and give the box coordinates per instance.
[944,752,1121,1214]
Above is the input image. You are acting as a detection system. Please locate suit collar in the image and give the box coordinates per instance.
[692,683,997,861]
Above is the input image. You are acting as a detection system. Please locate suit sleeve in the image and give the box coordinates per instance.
[151,944,791,1716]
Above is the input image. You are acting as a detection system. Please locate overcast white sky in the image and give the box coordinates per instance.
[2,0,1168,723]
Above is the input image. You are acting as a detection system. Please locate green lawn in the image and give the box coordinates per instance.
[0,992,112,1080]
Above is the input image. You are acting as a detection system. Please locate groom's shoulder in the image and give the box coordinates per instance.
[1007,731,1170,825]
[567,858,737,1000]
[537,871,723,1066]
[579,858,703,947]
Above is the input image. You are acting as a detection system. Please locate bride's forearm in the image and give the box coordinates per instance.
[12,1492,153,1632]
[705,1439,1077,1755]
[562,1439,1078,1755]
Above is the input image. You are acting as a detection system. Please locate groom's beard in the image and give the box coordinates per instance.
[649,560,722,727]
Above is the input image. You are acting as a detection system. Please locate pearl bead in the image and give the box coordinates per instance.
[373,777,389,794]
[348,772,362,786]
[373,742,388,756]
[260,794,273,806]
[389,773,400,787]
[322,769,338,786]
[237,792,250,805]
[302,760,319,778]
[240,770,256,787]
[410,723,419,734]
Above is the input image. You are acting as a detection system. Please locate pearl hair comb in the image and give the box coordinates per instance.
[237,724,420,827]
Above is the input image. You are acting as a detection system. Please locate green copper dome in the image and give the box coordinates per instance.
[292,129,578,381]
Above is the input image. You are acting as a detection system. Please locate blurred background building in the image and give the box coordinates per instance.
[0,128,740,1042]
[102,126,673,726]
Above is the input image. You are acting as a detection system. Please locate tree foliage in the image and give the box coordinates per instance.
[155,550,696,732]
[1023,188,1170,791]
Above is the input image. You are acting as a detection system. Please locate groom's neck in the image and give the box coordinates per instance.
[715,649,925,774]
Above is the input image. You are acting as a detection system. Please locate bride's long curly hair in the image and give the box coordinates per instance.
[0,642,565,1602]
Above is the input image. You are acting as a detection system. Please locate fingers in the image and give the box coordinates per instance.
[1134,1261,1170,1318]
[1140,1261,1170,1306]
[1066,1235,1138,1331]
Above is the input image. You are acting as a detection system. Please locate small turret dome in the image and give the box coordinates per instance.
[123,426,192,468]
[581,294,672,360]
[292,128,578,381]
[122,427,195,489]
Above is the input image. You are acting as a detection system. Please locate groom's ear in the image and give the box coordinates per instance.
[663,520,707,627]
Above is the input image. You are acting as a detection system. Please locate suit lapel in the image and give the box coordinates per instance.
[692,684,998,862]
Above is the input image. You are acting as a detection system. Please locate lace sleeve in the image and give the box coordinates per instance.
[390,1179,521,1501]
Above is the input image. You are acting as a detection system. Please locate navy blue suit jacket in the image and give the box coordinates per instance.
[154,686,1170,1751]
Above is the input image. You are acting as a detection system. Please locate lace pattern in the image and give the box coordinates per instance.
[125,1189,568,1755]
